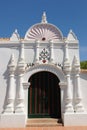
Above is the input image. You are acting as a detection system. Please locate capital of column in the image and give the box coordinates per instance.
[73,55,80,74]
[63,60,71,75]
[74,67,80,74]
[35,40,40,46]
[17,62,26,74]
[49,40,53,46]
[8,61,15,73]
[59,81,67,89]
[17,56,26,74]
[23,82,30,89]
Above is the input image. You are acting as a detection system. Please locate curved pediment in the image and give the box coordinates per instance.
[24,12,63,42]
[24,23,63,42]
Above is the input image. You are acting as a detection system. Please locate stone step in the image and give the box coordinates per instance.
[27,118,62,127]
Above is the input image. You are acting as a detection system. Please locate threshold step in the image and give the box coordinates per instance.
[26,118,62,127]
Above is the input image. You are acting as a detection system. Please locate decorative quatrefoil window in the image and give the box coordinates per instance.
[39,48,50,63]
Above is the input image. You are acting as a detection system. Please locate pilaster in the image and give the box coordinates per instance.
[4,54,16,113]
[73,56,84,112]
[15,73,25,113]
[63,43,74,112]
[15,43,25,113]
[49,40,54,63]
[64,42,69,61]
[35,40,40,64]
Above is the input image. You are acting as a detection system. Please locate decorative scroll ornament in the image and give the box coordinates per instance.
[39,48,50,63]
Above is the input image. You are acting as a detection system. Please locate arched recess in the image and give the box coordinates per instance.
[28,71,61,118]
[23,64,66,118]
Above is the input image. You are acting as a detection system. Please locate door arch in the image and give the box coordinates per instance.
[28,71,61,118]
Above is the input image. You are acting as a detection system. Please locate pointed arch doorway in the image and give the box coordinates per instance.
[28,71,61,118]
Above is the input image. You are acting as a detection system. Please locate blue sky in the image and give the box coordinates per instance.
[0,0,87,61]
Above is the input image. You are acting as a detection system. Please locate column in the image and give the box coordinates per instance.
[65,73,74,112]
[49,40,54,63]
[64,42,69,61]
[19,43,24,61]
[15,74,24,112]
[59,81,66,113]
[23,82,30,115]
[63,45,74,112]
[73,56,84,112]
[74,74,84,112]
[15,42,25,113]
[35,40,40,63]
[4,54,15,113]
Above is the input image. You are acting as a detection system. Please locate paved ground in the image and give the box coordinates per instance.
[1,126,87,130]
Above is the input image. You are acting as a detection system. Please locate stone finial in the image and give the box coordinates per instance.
[14,29,18,33]
[10,29,20,41]
[67,29,77,41]
[8,54,15,73]
[41,12,48,24]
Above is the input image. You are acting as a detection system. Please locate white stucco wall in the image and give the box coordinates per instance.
[0,42,83,114]
[0,47,19,114]
[80,73,87,111]
[53,47,64,65]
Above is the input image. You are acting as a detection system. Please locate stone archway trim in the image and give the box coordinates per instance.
[25,64,65,81]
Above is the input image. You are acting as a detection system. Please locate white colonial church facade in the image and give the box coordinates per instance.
[0,12,87,127]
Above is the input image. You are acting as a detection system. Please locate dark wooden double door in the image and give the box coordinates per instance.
[28,71,61,118]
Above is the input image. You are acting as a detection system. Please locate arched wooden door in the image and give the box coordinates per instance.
[28,71,61,118]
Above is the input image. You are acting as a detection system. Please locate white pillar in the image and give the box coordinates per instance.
[35,40,40,63]
[59,81,66,113]
[63,49,74,112]
[65,74,74,112]
[19,43,24,61]
[15,43,25,113]
[4,54,15,113]
[74,74,84,112]
[73,55,84,112]
[15,74,24,113]
[4,74,15,113]
[49,40,54,63]
[64,42,69,61]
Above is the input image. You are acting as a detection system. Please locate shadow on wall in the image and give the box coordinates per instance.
[80,73,87,80]
[2,57,15,113]
[2,68,9,112]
